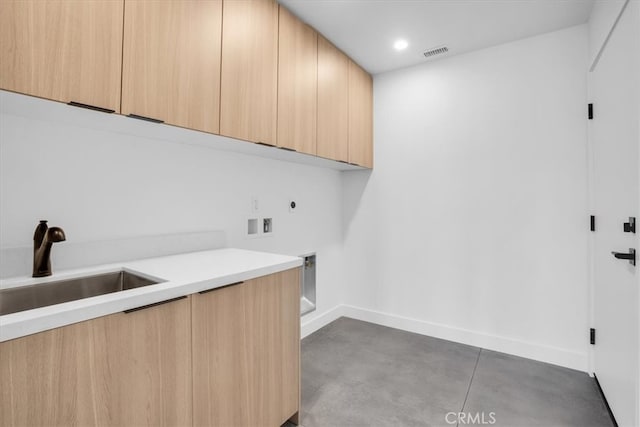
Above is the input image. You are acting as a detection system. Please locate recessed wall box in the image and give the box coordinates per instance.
[247,218,258,236]
[263,218,273,234]
[300,253,316,316]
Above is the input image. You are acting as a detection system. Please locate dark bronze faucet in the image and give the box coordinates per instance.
[33,220,66,278]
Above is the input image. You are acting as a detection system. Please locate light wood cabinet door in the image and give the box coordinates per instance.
[122,0,222,133]
[192,282,252,426]
[246,268,301,426]
[277,6,317,155]
[0,0,124,112]
[348,60,374,168]
[192,269,301,427]
[220,0,279,144]
[317,36,349,162]
[0,296,192,426]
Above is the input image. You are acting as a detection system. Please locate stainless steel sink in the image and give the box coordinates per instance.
[0,271,163,316]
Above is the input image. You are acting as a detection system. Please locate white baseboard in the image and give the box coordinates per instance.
[301,304,588,372]
[301,305,345,338]
[341,305,588,372]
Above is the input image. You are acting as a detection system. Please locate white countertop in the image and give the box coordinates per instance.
[0,248,302,342]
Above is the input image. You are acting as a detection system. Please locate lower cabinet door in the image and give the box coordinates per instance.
[192,268,301,427]
[0,296,192,426]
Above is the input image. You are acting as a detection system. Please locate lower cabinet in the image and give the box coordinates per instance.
[0,268,300,427]
[0,295,192,426]
[192,268,301,426]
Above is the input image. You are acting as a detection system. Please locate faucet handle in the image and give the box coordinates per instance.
[34,220,48,242]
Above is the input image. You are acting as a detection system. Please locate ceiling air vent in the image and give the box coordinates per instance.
[423,46,448,58]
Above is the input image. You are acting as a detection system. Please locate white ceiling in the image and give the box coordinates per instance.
[278,0,595,74]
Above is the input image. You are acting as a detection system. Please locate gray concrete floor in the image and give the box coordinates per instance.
[298,317,612,427]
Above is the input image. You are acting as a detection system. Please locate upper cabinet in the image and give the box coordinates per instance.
[317,36,349,163]
[220,0,279,145]
[1,1,373,169]
[348,60,374,168]
[277,7,317,155]
[0,0,124,112]
[122,0,222,133]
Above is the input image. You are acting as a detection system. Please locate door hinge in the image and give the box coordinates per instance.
[590,328,596,345]
[588,103,593,120]
[590,215,596,232]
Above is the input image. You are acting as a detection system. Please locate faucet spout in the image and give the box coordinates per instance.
[33,220,66,278]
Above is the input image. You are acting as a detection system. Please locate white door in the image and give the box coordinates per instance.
[591,1,639,426]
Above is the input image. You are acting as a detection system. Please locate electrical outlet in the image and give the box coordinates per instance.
[289,200,297,213]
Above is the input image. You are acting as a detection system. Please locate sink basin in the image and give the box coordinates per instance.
[0,271,163,316]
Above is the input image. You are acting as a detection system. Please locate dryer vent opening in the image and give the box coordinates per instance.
[300,253,316,316]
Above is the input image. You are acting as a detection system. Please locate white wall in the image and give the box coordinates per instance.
[0,23,595,370]
[343,25,590,370]
[0,100,345,326]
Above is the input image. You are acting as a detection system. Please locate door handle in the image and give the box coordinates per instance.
[123,296,187,313]
[127,113,164,123]
[198,281,244,294]
[611,248,636,266]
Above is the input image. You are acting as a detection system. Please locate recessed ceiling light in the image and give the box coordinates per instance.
[393,39,408,51]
